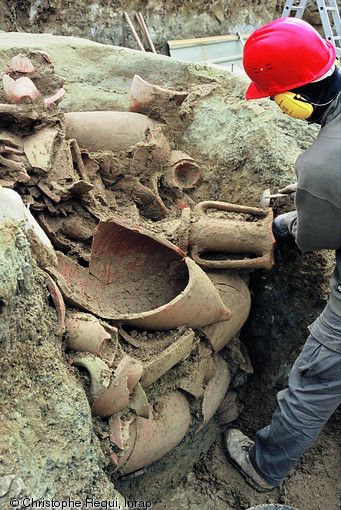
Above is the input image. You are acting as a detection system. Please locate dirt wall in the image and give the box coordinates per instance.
[1,0,324,54]
[0,207,124,504]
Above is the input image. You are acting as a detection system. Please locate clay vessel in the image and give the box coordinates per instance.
[65,311,116,365]
[91,356,143,416]
[165,150,201,190]
[116,390,191,474]
[200,271,251,352]
[71,354,112,402]
[140,329,198,388]
[180,201,275,271]
[200,354,230,427]
[44,272,65,336]
[64,111,170,160]
[129,74,188,114]
[218,391,240,425]
[47,216,231,330]
[90,370,131,418]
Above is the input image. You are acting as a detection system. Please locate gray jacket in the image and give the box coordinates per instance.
[285,91,341,318]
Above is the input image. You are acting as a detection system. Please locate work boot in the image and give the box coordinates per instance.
[225,428,275,493]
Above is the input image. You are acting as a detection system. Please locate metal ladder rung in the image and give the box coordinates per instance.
[283,6,305,11]
[282,0,341,48]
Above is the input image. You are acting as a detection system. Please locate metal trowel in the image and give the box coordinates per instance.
[260,188,288,208]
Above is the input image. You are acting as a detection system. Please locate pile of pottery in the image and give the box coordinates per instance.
[0,52,275,477]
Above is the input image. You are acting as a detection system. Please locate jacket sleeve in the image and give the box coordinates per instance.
[285,188,341,252]
[290,110,341,253]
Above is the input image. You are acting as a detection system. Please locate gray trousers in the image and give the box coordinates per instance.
[249,304,341,487]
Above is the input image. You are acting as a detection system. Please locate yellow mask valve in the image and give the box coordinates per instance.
[274,92,314,120]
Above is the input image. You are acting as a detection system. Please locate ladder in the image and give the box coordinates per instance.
[281,0,341,51]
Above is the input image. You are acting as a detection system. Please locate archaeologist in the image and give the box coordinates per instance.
[225,17,341,492]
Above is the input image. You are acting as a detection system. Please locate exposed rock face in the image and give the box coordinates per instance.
[1,0,323,54]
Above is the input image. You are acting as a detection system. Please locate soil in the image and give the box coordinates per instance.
[150,383,341,510]
[0,6,340,510]
[1,0,324,54]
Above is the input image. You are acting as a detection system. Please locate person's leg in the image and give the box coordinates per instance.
[248,305,341,486]
[226,304,341,490]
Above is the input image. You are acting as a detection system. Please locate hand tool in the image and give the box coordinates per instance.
[260,188,288,208]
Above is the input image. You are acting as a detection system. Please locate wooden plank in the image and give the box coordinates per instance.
[124,11,145,52]
[168,33,250,48]
[136,12,157,53]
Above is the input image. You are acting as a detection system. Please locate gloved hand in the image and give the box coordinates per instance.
[277,182,297,201]
[272,212,292,238]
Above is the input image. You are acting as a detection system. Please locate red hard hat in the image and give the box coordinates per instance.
[243,17,336,99]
